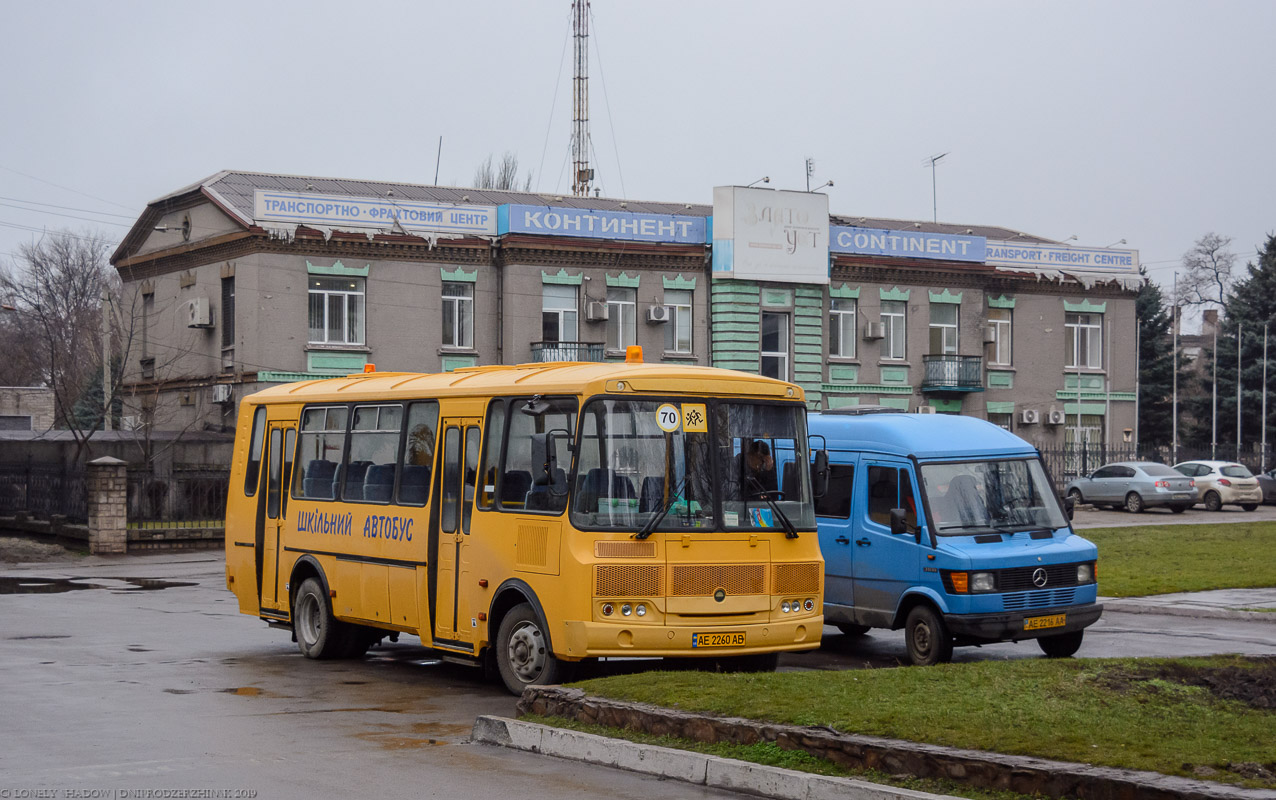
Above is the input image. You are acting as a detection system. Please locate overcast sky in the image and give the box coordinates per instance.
[1,0,1272,306]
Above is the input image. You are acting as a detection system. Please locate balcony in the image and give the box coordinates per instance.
[921,355,985,392]
[530,341,606,363]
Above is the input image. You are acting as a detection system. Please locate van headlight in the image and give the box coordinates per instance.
[1077,563,1094,584]
[970,572,996,593]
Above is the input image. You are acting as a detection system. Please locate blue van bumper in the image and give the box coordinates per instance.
[944,602,1103,641]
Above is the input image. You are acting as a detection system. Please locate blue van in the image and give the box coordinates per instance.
[804,411,1101,665]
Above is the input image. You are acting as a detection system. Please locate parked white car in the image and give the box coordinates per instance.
[1172,461,1262,511]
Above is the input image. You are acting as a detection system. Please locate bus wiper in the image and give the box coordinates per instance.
[634,477,686,540]
[748,477,798,539]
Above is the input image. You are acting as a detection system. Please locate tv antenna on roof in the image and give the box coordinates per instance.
[923,152,949,223]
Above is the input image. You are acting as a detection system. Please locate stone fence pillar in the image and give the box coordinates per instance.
[87,456,128,554]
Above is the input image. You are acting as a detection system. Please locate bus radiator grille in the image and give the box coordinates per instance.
[595,564,663,597]
[772,562,821,595]
[516,524,549,568]
[1001,588,1077,611]
[670,564,766,596]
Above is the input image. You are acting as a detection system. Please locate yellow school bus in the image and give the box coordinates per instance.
[225,351,825,693]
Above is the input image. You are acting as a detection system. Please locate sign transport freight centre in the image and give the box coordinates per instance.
[253,190,497,235]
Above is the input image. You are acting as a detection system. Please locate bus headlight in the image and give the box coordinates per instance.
[1077,564,1094,584]
[970,572,996,593]
[635,604,647,617]
[621,604,632,616]
[781,601,791,613]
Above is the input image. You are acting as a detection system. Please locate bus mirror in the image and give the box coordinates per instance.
[533,430,570,496]
[812,450,830,498]
[890,508,909,535]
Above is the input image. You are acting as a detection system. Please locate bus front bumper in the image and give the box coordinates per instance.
[943,603,1103,642]
[560,615,823,659]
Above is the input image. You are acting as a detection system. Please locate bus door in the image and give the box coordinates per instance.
[257,421,296,612]
[432,417,482,650]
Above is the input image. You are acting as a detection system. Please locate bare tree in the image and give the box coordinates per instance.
[472,152,533,191]
[0,230,123,453]
[1176,232,1236,309]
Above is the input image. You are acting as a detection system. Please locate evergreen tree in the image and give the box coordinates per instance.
[1135,268,1174,447]
[1210,234,1276,460]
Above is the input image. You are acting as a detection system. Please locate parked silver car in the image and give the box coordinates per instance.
[1065,461,1198,513]
[1172,461,1262,511]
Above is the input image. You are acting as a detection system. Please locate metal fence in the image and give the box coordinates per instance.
[1038,444,1275,492]
[0,463,88,522]
[126,468,230,527]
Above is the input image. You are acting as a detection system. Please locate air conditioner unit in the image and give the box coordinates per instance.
[916,405,937,414]
[212,384,233,404]
[1020,408,1040,425]
[1046,409,1067,425]
[186,297,212,328]
[586,301,609,322]
[982,325,998,344]
[645,305,670,324]
[863,321,886,340]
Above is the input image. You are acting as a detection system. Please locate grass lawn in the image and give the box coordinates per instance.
[1082,521,1276,596]
[569,655,1276,789]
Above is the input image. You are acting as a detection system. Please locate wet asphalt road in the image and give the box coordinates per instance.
[2,552,1275,797]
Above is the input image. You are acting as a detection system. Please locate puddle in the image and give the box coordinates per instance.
[128,646,151,652]
[0,577,197,594]
[8,634,71,640]
[164,689,196,695]
[221,686,262,696]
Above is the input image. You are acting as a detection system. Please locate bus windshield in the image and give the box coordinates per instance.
[919,458,1068,535]
[571,398,815,532]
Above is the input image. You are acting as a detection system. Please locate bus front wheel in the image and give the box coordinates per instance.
[293,577,350,660]
[496,603,565,694]
[904,605,953,666]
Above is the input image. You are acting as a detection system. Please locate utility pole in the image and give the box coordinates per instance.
[1263,323,1269,471]
[101,289,111,432]
[805,158,814,193]
[571,0,593,197]
[1171,274,1179,464]
[1134,320,1140,449]
[1237,322,1243,462]
[1212,326,1217,460]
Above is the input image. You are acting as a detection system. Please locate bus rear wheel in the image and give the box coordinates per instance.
[496,603,566,695]
[293,577,352,659]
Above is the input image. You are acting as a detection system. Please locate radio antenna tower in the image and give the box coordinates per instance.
[571,0,594,197]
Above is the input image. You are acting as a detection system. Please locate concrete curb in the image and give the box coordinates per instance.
[1101,598,1276,623]
[472,715,948,800]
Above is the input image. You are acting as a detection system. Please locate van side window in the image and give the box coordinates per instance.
[293,406,349,500]
[477,399,506,511]
[867,466,898,526]
[243,407,267,496]
[814,463,854,518]
[397,401,439,507]
[900,469,918,528]
[343,404,402,503]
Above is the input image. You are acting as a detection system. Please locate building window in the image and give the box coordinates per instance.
[308,277,365,346]
[880,300,906,360]
[441,282,474,349]
[664,289,692,354]
[606,287,637,351]
[541,285,578,343]
[221,277,235,348]
[988,307,1012,365]
[760,311,789,380]
[830,298,857,358]
[988,412,1013,431]
[1065,313,1102,369]
[929,304,958,355]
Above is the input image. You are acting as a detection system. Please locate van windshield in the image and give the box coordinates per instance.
[919,458,1068,535]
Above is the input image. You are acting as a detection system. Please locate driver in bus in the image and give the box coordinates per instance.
[740,440,778,498]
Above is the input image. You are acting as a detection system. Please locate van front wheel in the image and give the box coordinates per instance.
[904,605,952,666]
[1038,631,1084,658]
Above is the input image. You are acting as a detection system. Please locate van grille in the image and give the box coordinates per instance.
[773,562,821,594]
[670,564,766,596]
[996,563,1084,592]
[1002,588,1077,611]
[595,564,662,597]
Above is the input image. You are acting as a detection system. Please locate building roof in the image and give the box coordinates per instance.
[114,169,1057,263]
[808,413,1038,460]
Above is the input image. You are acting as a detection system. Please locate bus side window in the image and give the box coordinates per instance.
[463,426,480,533]
[397,401,438,506]
[441,427,461,533]
[345,404,402,503]
[292,406,348,501]
[477,399,506,510]
[814,463,854,518]
[507,397,577,514]
[867,466,899,527]
[243,407,266,496]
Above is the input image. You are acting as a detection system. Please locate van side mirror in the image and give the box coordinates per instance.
[890,508,909,535]
[812,450,829,498]
[1064,495,1075,521]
